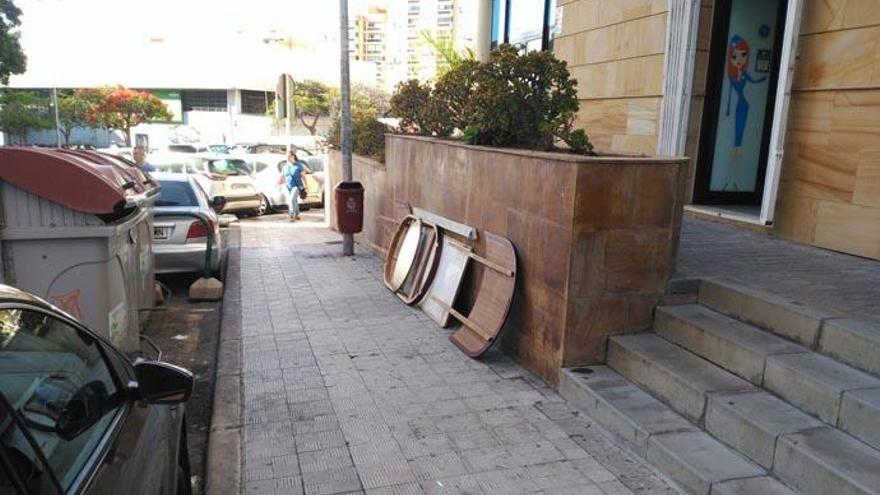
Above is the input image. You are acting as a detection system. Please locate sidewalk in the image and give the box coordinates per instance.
[229,213,681,495]
[677,216,880,325]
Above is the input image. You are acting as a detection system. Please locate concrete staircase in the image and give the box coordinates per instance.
[560,278,880,495]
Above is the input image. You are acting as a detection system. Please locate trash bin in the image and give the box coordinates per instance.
[74,150,159,313]
[0,147,160,354]
[334,181,364,234]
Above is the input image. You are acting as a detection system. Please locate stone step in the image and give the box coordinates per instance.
[647,431,764,495]
[698,278,832,348]
[764,352,880,426]
[607,334,754,424]
[558,366,770,495]
[818,318,880,376]
[839,388,880,451]
[706,390,823,468]
[655,304,808,385]
[559,366,698,457]
[775,427,880,495]
[712,476,799,495]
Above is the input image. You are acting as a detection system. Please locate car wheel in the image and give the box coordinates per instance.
[255,195,269,216]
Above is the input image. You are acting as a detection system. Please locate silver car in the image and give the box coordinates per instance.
[152,172,225,276]
[150,153,262,215]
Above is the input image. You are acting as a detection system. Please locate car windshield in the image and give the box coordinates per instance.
[167,145,198,153]
[206,159,246,176]
[155,180,199,207]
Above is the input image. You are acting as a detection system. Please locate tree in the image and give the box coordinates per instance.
[0,90,52,144]
[420,30,475,77]
[0,0,26,85]
[86,86,172,146]
[291,80,332,136]
[56,89,103,146]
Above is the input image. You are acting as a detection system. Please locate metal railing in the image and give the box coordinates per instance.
[152,211,216,279]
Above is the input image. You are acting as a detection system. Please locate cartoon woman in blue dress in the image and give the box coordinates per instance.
[724,35,766,191]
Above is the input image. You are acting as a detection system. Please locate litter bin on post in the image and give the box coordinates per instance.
[0,148,160,354]
[334,181,364,234]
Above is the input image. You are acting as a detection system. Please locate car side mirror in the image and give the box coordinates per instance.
[211,196,227,212]
[134,361,193,405]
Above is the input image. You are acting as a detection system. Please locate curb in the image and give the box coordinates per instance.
[205,225,243,495]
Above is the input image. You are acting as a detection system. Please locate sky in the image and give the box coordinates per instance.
[9,0,363,89]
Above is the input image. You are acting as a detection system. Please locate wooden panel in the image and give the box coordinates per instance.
[801,0,880,35]
[571,54,665,99]
[813,201,880,259]
[782,144,858,202]
[556,0,669,155]
[793,26,880,90]
[575,97,662,154]
[774,187,820,242]
[853,150,880,208]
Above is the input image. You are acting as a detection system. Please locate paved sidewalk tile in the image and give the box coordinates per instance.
[237,218,682,495]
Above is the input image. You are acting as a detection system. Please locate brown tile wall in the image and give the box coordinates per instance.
[330,136,688,386]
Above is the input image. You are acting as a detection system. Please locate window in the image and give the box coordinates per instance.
[0,309,123,492]
[240,90,273,115]
[156,180,199,207]
[491,0,557,51]
[181,90,227,112]
[206,159,247,176]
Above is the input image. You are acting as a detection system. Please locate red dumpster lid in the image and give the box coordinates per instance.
[0,147,134,215]
[59,149,157,195]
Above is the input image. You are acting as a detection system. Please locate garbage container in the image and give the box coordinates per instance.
[0,147,159,354]
[73,150,159,313]
[334,181,364,234]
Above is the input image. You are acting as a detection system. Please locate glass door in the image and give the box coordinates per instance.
[694,0,787,205]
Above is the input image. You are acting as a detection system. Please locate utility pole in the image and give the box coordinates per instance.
[52,87,62,147]
[339,0,354,256]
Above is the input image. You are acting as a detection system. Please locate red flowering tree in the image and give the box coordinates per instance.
[85,86,171,145]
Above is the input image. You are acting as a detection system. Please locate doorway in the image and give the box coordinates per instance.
[693,0,788,206]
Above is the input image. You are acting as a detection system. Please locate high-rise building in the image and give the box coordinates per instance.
[350,0,475,91]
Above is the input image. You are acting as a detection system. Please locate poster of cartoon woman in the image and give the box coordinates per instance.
[727,35,766,150]
[709,0,779,194]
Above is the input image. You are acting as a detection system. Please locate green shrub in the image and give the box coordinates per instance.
[389,79,430,133]
[464,45,580,151]
[327,86,390,162]
[424,59,479,136]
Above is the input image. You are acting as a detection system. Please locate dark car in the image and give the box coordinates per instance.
[0,285,193,494]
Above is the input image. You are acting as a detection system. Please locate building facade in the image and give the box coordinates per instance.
[350,0,476,90]
[483,0,880,261]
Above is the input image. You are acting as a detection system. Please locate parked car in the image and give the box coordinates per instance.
[149,153,261,215]
[152,172,226,276]
[0,284,193,494]
[229,143,314,157]
[238,154,324,215]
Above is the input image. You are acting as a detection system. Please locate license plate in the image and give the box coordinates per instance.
[232,183,249,189]
[153,226,171,240]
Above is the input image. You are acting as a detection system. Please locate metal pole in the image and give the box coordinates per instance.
[340,0,354,256]
[285,77,292,155]
[52,88,62,147]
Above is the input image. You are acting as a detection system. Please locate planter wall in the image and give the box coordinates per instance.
[330,135,689,386]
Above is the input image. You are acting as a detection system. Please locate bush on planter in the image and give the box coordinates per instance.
[327,109,388,163]
[390,45,592,154]
[425,59,479,137]
[389,80,431,134]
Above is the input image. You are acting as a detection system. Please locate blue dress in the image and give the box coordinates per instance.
[727,72,766,147]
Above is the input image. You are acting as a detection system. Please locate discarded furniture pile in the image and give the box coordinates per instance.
[383,207,517,358]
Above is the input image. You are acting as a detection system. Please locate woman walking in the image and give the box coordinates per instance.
[282,151,307,221]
